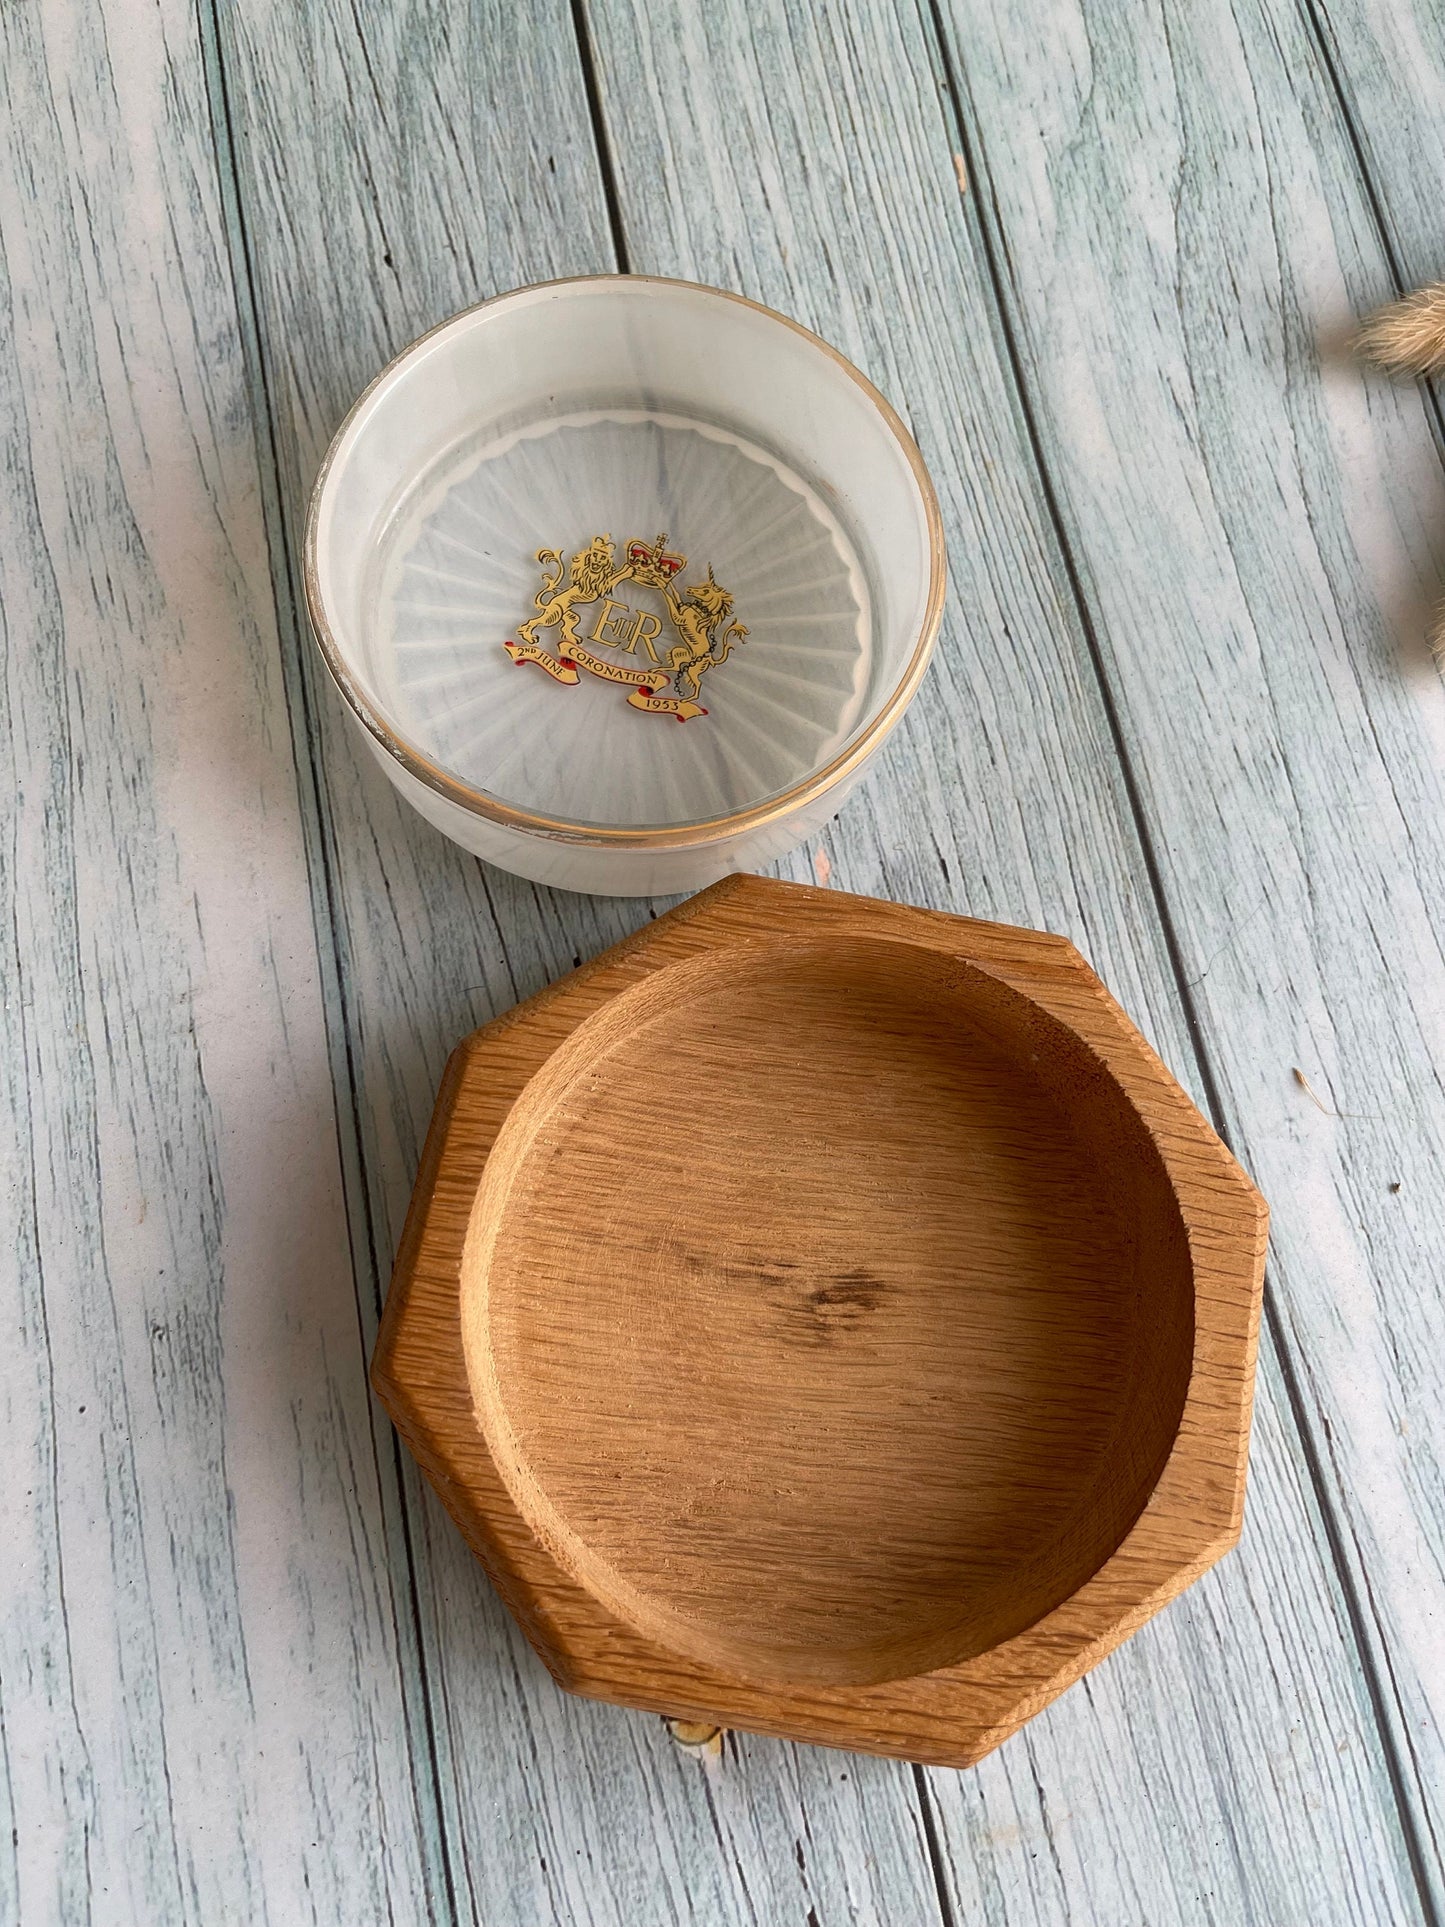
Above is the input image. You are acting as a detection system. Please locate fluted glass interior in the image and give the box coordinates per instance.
[314,279,937,834]
[366,410,870,827]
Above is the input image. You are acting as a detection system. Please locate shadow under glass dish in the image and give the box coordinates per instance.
[307,278,943,893]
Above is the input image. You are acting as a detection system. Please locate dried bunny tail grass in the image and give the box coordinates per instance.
[1430,599,1445,666]
[1356,284,1445,375]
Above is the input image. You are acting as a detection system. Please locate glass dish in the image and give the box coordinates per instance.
[305,276,945,896]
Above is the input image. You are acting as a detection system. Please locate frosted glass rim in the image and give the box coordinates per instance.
[304,274,946,850]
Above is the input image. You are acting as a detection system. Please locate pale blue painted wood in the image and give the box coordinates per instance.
[5,0,1445,1918]
[0,1,437,1920]
[1308,0,1445,295]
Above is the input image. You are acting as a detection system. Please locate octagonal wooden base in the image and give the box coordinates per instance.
[373,876,1266,1766]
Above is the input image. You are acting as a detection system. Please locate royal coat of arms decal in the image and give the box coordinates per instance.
[504,533,748,721]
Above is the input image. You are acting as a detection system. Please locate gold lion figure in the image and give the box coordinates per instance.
[516,534,624,652]
[634,561,749,701]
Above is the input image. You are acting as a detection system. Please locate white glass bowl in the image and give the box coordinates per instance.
[305,277,944,896]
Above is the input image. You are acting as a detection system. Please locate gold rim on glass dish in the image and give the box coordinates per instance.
[303,275,947,850]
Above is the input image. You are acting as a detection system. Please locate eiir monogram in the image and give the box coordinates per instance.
[503,533,748,722]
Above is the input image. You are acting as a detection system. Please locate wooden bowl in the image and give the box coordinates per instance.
[375,877,1267,1765]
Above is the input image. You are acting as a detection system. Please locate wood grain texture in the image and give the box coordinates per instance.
[1306,0,1445,299]
[0,1,434,1920]
[584,0,1431,1916]
[206,1,947,1919]
[378,876,1266,1764]
[930,0,1445,1896]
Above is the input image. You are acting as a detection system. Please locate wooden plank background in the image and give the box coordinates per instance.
[1,0,1441,1920]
